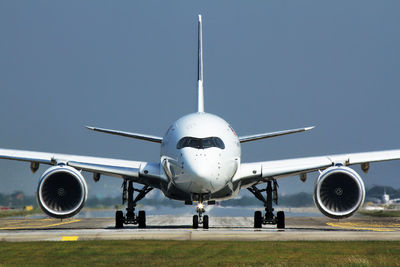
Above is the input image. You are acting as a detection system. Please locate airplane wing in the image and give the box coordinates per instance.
[239,126,314,143]
[233,149,400,187]
[85,126,163,143]
[0,148,166,187]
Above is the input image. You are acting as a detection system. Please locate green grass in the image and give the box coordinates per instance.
[0,241,399,266]
[359,209,400,217]
[0,209,39,218]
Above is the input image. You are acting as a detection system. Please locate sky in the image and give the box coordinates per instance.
[0,1,399,199]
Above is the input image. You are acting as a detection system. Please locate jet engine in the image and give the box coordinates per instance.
[314,165,365,219]
[37,165,88,219]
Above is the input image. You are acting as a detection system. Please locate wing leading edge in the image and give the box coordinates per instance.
[0,148,166,186]
[239,126,315,143]
[234,149,400,187]
[85,126,162,143]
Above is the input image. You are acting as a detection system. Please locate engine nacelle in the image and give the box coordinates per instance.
[37,165,88,219]
[314,165,365,219]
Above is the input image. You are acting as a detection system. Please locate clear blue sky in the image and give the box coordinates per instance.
[0,1,399,198]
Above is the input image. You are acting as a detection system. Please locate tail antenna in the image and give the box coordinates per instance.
[197,14,204,113]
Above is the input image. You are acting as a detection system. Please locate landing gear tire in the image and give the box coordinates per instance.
[254,211,262,228]
[277,211,285,229]
[193,215,199,229]
[115,210,124,229]
[203,215,209,229]
[138,210,146,228]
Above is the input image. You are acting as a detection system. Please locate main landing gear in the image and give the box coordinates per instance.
[248,180,285,229]
[192,202,209,229]
[115,180,153,229]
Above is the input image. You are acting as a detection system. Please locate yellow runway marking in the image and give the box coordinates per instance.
[0,219,81,230]
[327,222,400,232]
[61,236,79,241]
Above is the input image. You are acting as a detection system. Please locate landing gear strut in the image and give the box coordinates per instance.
[115,180,153,229]
[248,180,285,229]
[192,202,209,229]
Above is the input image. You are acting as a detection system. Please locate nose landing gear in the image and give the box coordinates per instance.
[115,180,153,229]
[192,202,209,229]
[248,180,285,229]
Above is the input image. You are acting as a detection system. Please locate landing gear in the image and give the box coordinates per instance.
[137,210,146,228]
[115,180,153,229]
[192,202,209,229]
[115,210,124,229]
[248,180,285,229]
[277,211,285,229]
[254,210,262,228]
[203,215,209,229]
[193,215,199,229]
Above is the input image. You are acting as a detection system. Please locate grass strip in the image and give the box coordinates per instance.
[0,240,399,266]
[0,209,39,218]
[359,210,400,217]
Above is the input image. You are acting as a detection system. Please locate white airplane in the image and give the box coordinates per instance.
[381,189,400,205]
[1,15,400,229]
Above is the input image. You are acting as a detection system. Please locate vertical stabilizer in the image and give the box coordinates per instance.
[197,14,204,113]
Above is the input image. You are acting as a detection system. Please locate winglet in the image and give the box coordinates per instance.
[197,14,204,113]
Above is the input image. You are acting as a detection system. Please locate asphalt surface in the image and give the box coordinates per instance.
[1,215,400,241]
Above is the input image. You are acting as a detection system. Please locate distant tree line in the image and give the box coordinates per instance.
[0,192,36,208]
[1,186,399,208]
[221,192,314,207]
[366,185,400,199]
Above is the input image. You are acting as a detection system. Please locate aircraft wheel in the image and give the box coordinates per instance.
[254,211,262,228]
[138,210,146,228]
[193,215,199,229]
[277,211,285,229]
[203,215,209,229]
[115,210,124,229]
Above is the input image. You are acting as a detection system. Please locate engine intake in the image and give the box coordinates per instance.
[314,166,365,219]
[37,165,88,219]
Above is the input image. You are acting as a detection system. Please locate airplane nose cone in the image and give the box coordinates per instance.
[184,158,215,192]
[173,149,230,194]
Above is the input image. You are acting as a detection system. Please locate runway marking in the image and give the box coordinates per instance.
[0,219,81,230]
[327,222,400,232]
[61,236,79,241]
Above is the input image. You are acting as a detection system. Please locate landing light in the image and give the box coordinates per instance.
[197,202,204,210]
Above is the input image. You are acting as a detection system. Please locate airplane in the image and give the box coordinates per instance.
[381,189,400,205]
[1,14,400,229]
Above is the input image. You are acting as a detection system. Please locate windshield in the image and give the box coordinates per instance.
[177,137,225,149]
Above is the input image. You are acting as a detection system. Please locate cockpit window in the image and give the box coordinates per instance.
[177,137,225,149]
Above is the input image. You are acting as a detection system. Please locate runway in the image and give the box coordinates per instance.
[1,215,400,242]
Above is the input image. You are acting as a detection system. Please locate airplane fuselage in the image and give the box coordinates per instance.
[161,113,240,197]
